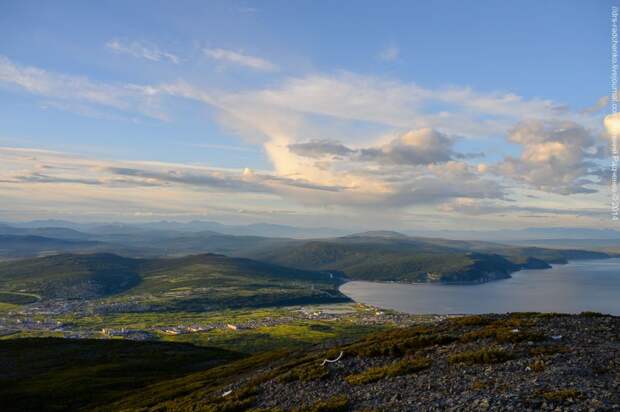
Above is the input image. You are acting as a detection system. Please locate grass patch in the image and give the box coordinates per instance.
[528,358,546,372]
[528,345,570,356]
[204,385,259,412]
[579,311,607,318]
[295,394,349,412]
[162,319,381,354]
[345,357,431,385]
[508,312,541,319]
[471,379,489,390]
[0,291,38,305]
[449,348,515,365]
[98,349,290,411]
[449,315,493,326]
[541,389,584,401]
[351,328,457,358]
[460,324,545,344]
[278,363,330,382]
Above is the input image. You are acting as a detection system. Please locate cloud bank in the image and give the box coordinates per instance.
[0,54,610,227]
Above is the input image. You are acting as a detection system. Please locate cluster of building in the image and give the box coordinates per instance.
[0,299,455,344]
[100,328,156,340]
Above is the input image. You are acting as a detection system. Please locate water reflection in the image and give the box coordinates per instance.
[339,258,620,315]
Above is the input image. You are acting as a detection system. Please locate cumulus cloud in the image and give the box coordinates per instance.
[106,40,180,64]
[288,139,355,158]
[360,128,456,165]
[290,129,456,166]
[155,76,607,208]
[0,56,610,221]
[496,120,605,194]
[203,48,278,71]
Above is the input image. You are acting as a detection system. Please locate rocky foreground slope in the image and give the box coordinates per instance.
[128,312,620,411]
[4,312,618,411]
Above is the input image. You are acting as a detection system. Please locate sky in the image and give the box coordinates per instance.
[0,0,616,230]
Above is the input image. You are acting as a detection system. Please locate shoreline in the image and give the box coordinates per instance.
[338,258,620,316]
[336,255,615,288]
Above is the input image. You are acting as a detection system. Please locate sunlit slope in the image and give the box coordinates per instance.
[0,253,348,308]
[246,232,610,282]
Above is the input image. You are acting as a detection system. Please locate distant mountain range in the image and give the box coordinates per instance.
[6,220,620,241]
[408,227,620,241]
[6,220,349,239]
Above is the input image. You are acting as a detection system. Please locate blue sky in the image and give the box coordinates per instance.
[0,1,615,229]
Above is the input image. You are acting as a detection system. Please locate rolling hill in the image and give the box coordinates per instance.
[0,234,114,259]
[0,253,142,299]
[0,253,348,309]
[0,223,612,285]
[244,232,611,283]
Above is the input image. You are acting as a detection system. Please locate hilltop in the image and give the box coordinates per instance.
[2,312,617,411]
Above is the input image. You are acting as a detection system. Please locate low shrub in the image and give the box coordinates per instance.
[295,394,350,412]
[249,408,283,412]
[460,325,545,344]
[352,333,456,358]
[277,363,329,383]
[541,389,584,401]
[494,329,545,343]
[529,358,546,372]
[471,380,488,390]
[449,348,515,365]
[528,345,570,356]
[508,312,541,319]
[579,311,606,318]
[205,385,259,412]
[533,312,571,319]
[449,315,493,326]
[345,357,431,385]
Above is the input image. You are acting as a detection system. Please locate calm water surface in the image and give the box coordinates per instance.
[339,258,620,315]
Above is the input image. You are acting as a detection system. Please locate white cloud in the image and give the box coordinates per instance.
[106,40,180,64]
[0,55,167,120]
[0,56,610,219]
[496,120,605,194]
[152,72,608,210]
[378,45,399,62]
[0,146,345,194]
[203,48,278,71]
[582,95,609,114]
[289,128,457,165]
[227,72,589,137]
